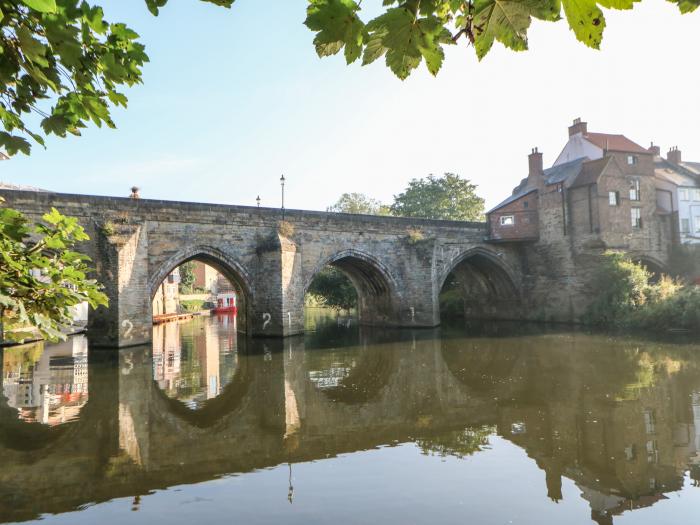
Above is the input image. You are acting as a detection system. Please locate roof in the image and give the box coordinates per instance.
[487,187,537,214]
[583,133,648,154]
[570,157,612,188]
[0,181,48,192]
[679,161,700,177]
[543,157,587,185]
[655,158,698,187]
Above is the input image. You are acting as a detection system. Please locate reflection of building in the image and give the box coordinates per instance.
[152,268,180,316]
[1,336,89,426]
[151,316,239,408]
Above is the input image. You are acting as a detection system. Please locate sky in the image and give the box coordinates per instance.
[2,0,700,211]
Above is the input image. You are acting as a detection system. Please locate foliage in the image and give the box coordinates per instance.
[0,198,108,343]
[668,245,700,283]
[0,0,234,157]
[180,298,206,312]
[328,192,390,215]
[405,227,426,244]
[305,0,699,79]
[439,273,464,319]
[391,173,485,221]
[584,251,699,332]
[179,261,196,293]
[306,266,357,312]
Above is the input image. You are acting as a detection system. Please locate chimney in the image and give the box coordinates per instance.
[648,142,660,156]
[130,186,141,199]
[528,148,544,188]
[568,117,587,137]
[667,146,682,165]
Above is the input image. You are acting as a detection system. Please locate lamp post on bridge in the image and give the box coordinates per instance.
[280,174,286,220]
[256,195,261,208]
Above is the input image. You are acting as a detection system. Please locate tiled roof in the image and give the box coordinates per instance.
[679,161,700,178]
[655,158,698,187]
[570,157,612,188]
[487,187,537,214]
[543,157,587,185]
[583,133,648,154]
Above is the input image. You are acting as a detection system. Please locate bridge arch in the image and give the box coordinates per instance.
[304,249,400,326]
[438,247,521,321]
[149,245,254,331]
[630,254,668,283]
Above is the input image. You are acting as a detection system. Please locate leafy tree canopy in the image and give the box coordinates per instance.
[328,192,391,215]
[391,173,485,221]
[1,0,698,157]
[0,198,108,343]
[307,266,357,311]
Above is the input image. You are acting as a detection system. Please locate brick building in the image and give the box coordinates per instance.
[488,119,676,276]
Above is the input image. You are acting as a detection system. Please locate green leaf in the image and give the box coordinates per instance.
[20,0,57,13]
[668,0,700,13]
[305,0,366,64]
[562,0,606,48]
[364,8,452,79]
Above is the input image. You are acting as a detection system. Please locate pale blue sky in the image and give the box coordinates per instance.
[3,0,700,210]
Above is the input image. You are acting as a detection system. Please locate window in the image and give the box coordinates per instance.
[682,218,690,233]
[627,155,638,165]
[629,179,641,201]
[644,409,656,434]
[500,215,515,226]
[523,201,529,209]
[695,216,700,234]
[631,207,642,229]
[680,188,690,201]
[608,191,620,206]
[694,189,700,201]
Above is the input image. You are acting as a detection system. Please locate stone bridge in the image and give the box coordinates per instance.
[2,190,529,347]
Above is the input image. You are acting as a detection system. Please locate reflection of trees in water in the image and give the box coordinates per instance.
[416,425,495,459]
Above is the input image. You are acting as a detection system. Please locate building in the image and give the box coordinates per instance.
[192,261,220,292]
[488,119,673,277]
[152,268,181,316]
[654,148,700,245]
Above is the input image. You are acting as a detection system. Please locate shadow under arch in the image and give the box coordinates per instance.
[150,353,253,429]
[631,254,668,284]
[305,249,400,326]
[149,245,254,332]
[438,247,521,321]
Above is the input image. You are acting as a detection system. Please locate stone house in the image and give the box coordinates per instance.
[152,268,181,316]
[487,119,674,315]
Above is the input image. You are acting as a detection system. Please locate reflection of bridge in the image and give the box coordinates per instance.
[1,332,699,524]
[4,190,554,347]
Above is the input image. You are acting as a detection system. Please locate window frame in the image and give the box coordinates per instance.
[631,207,642,229]
[499,215,515,226]
[608,191,620,206]
[627,155,638,166]
[629,178,641,201]
[680,188,690,201]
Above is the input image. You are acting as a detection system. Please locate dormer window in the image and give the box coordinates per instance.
[627,155,638,165]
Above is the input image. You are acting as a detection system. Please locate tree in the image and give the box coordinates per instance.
[305,0,700,80]
[391,173,485,221]
[328,192,390,215]
[2,1,699,158]
[0,198,108,343]
[179,261,196,293]
[307,267,357,312]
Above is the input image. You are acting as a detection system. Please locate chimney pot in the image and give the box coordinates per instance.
[667,147,682,165]
[568,118,587,137]
[648,142,660,156]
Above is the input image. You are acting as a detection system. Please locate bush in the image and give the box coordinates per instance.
[584,250,699,332]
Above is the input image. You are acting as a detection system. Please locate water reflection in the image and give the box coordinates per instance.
[152,314,239,409]
[1,336,88,426]
[0,317,699,524]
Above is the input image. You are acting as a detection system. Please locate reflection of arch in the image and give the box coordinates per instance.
[151,354,252,429]
[149,245,254,330]
[0,389,72,451]
[438,247,521,320]
[305,249,399,325]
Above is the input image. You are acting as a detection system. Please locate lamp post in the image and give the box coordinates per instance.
[256,195,261,208]
[280,174,286,220]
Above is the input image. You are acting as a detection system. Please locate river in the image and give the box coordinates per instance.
[1,312,699,525]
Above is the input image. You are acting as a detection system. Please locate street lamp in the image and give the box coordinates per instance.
[256,195,261,208]
[280,174,286,220]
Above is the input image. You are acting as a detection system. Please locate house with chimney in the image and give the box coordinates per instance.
[487,119,672,275]
[653,147,700,245]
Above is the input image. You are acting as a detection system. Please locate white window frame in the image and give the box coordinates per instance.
[608,191,619,206]
[631,207,642,229]
[695,216,700,234]
[500,215,515,226]
[694,189,700,201]
[627,155,638,165]
[629,179,641,201]
[680,188,690,201]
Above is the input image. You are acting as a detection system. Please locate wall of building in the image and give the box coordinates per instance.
[488,193,539,242]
